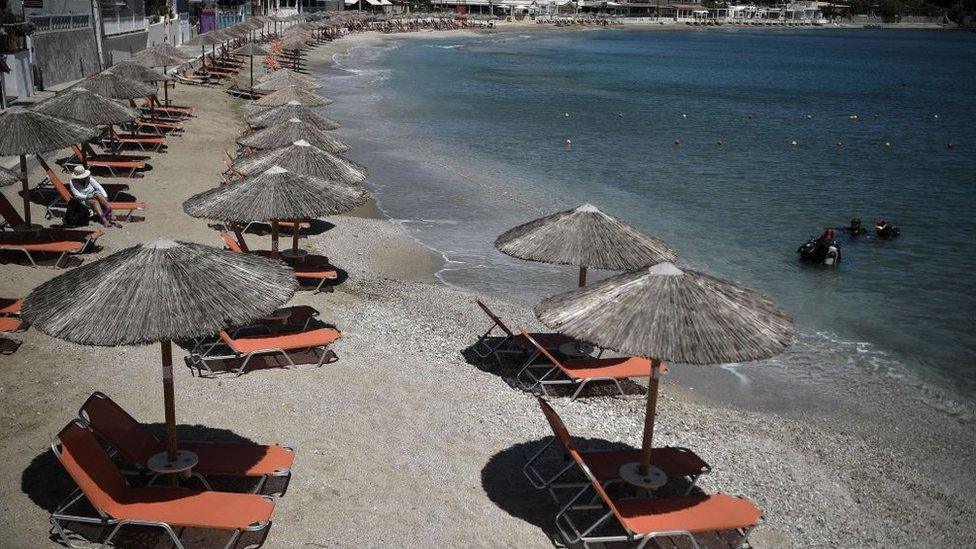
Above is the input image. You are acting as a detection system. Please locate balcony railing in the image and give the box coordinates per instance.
[103,14,148,35]
[29,14,92,32]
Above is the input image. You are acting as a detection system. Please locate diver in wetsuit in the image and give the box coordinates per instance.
[848,217,867,236]
[875,219,899,238]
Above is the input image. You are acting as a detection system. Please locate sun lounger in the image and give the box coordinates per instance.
[526,399,711,501]
[101,131,167,153]
[550,413,762,548]
[51,421,275,549]
[0,234,87,268]
[518,327,652,400]
[79,391,294,495]
[143,95,194,117]
[174,70,211,86]
[128,117,184,136]
[38,157,146,221]
[0,297,22,315]
[66,145,146,178]
[472,299,577,366]
[192,326,342,376]
[219,231,339,293]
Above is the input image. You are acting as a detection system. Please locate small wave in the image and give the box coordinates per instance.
[427,44,464,50]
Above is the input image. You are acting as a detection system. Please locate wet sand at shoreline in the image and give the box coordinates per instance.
[0,26,973,549]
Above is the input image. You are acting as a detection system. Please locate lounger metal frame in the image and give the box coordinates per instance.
[190,334,337,377]
[522,436,709,500]
[50,428,274,549]
[78,391,294,496]
[0,243,77,268]
[553,460,760,549]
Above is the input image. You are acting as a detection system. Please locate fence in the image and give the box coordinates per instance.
[29,14,92,32]
[103,15,149,35]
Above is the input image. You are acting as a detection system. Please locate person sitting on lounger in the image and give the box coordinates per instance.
[69,166,121,228]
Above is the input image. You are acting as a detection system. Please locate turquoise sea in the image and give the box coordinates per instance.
[317,28,976,415]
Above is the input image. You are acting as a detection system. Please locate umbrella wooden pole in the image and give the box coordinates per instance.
[19,154,31,226]
[291,220,300,252]
[271,219,280,259]
[249,54,255,94]
[638,358,663,476]
[160,339,179,487]
[578,265,587,287]
[163,65,170,106]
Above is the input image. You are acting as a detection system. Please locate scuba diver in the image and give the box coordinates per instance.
[846,217,868,236]
[875,218,900,238]
[797,228,841,266]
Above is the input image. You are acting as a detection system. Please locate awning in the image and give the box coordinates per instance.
[364,0,383,5]
[344,0,357,4]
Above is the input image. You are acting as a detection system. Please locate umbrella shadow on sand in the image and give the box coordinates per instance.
[484,438,713,549]
[458,343,647,400]
[22,423,277,548]
[242,218,336,238]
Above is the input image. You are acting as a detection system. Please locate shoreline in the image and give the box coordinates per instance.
[0,25,972,549]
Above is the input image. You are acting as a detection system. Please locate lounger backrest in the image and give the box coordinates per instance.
[518,327,567,372]
[475,300,515,337]
[0,193,26,227]
[80,392,163,465]
[36,157,73,202]
[537,398,630,528]
[220,231,244,253]
[54,421,129,516]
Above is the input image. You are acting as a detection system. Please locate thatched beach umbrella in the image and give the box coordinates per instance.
[0,108,98,226]
[184,165,368,257]
[495,204,677,287]
[253,72,321,93]
[232,42,272,93]
[154,42,192,62]
[245,101,340,132]
[232,140,366,184]
[257,69,315,85]
[21,239,296,463]
[81,72,156,100]
[254,85,332,108]
[130,48,184,105]
[238,118,349,154]
[33,87,138,166]
[535,262,794,485]
[185,32,225,71]
[108,60,172,83]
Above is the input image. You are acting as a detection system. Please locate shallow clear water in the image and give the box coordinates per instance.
[318,28,976,414]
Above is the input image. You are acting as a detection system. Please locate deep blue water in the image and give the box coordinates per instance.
[320,28,976,413]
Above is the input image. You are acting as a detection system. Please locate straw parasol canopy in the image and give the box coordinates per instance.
[81,72,156,100]
[154,42,192,61]
[232,140,366,184]
[535,262,794,482]
[0,166,19,186]
[184,165,368,256]
[245,101,340,131]
[22,239,296,464]
[33,86,138,126]
[253,72,321,92]
[257,69,315,85]
[0,107,98,225]
[254,85,332,108]
[185,32,225,46]
[107,60,172,82]
[495,204,677,287]
[130,48,185,68]
[238,118,349,154]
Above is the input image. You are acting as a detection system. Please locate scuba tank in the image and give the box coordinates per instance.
[824,244,840,266]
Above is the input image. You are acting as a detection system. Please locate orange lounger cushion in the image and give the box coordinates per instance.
[0,240,85,253]
[222,327,341,354]
[112,486,275,530]
[294,267,338,280]
[0,298,23,315]
[558,356,652,379]
[179,442,294,477]
[0,317,25,332]
[614,494,763,536]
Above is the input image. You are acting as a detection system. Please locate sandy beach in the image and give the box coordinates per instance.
[1,26,975,549]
